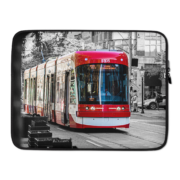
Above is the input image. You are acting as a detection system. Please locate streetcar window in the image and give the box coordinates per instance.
[70,69,76,104]
[76,64,129,104]
[37,73,44,101]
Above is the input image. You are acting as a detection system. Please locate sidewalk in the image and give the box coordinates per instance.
[131,109,166,119]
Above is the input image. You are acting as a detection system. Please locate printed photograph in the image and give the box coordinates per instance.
[13,31,167,149]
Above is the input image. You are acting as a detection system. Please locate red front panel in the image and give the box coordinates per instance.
[78,104,129,112]
[77,111,130,117]
[77,104,130,118]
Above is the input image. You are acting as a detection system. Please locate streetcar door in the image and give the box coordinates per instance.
[64,71,70,125]
[46,75,50,120]
[49,74,55,121]
[32,78,36,114]
[48,75,51,121]
[30,78,33,114]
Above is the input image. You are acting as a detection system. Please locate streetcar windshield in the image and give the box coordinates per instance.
[76,64,129,104]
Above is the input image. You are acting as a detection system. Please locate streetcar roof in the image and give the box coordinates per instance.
[30,66,37,72]
[76,51,125,54]
[46,57,57,62]
[74,51,128,59]
[37,63,46,70]
[24,68,31,74]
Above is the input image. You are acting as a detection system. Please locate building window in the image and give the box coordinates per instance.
[114,40,129,53]
[145,33,158,37]
[145,40,161,56]
[151,33,156,37]
[95,35,98,43]
[99,32,102,41]
[104,32,108,39]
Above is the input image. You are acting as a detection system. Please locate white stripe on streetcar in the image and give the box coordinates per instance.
[86,140,103,147]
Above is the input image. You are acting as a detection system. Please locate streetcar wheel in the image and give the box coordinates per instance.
[149,102,157,110]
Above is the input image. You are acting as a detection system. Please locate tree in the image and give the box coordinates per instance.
[24,31,85,61]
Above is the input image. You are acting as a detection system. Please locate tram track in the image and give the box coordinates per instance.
[49,121,165,149]
[128,125,165,135]
[86,133,161,149]
[86,140,103,147]
[76,132,129,149]
[78,124,163,149]
[117,128,163,146]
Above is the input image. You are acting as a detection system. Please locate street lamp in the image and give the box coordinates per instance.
[140,66,145,114]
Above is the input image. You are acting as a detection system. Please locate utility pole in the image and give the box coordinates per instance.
[133,32,137,57]
[41,49,45,63]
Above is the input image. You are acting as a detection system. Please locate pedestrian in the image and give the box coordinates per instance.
[155,91,162,110]
[131,96,134,112]
[130,88,134,112]
[135,91,138,112]
[132,90,138,112]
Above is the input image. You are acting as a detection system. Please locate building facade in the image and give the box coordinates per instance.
[81,31,166,102]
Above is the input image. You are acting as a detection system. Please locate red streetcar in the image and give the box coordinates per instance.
[24,51,130,128]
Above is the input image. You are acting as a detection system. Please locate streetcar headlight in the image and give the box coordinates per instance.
[86,106,89,110]
[91,106,95,110]
[117,107,121,111]
[122,107,125,110]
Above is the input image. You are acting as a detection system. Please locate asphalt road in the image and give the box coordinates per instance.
[45,115,166,150]
[20,111,166,150]
[131,113,166,126]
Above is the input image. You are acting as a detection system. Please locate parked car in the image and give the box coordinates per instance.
[138,95,166,110]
